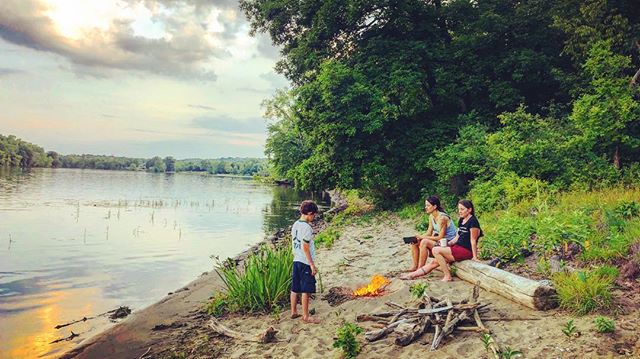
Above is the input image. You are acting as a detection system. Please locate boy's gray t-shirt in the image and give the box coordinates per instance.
[292,220,315,265]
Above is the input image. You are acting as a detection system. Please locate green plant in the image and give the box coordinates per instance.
[615,201,640,219]
[215,244,292,313]
[562,319,577,337]
[480,213,534,262]
[481,333,494,350]
[205,292,229,316]
[409,282,429,300]
[552,267,616,315]
[333,322,363,359]
[536,257,551,277]
[397,202,423,219]
[500,347,522,359]
[315,227,341,248]
[593,316,615,333]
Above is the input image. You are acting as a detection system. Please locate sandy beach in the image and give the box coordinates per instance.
[61,213,640,359]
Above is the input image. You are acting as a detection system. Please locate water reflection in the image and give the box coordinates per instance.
[0,168,329,358]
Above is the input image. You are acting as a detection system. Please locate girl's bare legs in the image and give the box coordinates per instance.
[418,239,436,267]
[409,242,420,271]
[432,247,456,281]
[400,259,440,280]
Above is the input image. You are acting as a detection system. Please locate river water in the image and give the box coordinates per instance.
[0,168,328,358]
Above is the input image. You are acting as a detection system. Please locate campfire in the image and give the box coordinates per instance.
[353,275,391,297]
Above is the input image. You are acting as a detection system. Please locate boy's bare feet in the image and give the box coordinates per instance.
[291,313,301,319]
[303,316,320,324]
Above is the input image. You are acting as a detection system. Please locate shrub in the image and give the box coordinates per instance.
[535,211,592,254]
[333,322,363,359]
[409,282,429,300]
[205,292,229,316]
[593,316,615,333]
[397,202,423,219]
[315,227,341,248]
[552,267,616,315]
[215,244,293,313]
[479,213,534,261]
[614,201,640,219]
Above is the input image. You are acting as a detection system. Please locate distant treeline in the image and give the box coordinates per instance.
[0,134,268,176]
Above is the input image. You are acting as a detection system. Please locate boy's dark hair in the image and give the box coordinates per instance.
[458,199,475,215]
[300,200,318,215]
[426,195,444,212]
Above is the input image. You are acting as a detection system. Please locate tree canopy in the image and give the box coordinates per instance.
[242,0,640,206]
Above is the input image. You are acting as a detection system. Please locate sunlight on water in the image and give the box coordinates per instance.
[0,168,328,358]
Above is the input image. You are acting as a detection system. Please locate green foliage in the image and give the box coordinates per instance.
[593,316,615,333]
[415,214,430,232]
[396,202,424,220]
[409,282,429,300]
[552,267,616,315]
[481,333,494,351]
[479,213,534,262]
[536,257,552,277]
[500,347,523,359]
[0,134,52,168]
[205,293,229,317]
[214,245,293,313]
[570,41,640,168]
[615,201,640,219]
[562,319,577,337]
[315,228,341,248]
[333,322,363,359]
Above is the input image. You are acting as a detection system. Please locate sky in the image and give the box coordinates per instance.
[0,0,288,159]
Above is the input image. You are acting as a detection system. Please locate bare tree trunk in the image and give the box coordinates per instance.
[614,145,621,170]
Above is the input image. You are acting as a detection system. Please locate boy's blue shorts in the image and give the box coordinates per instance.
[291,261,316,294]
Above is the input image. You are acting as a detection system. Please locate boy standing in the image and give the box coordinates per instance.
[290,200,320,324]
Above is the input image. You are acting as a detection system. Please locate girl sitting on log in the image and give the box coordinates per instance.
[405,196,457,273]
[401,199,482,281]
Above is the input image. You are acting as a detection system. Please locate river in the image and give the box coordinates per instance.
[0,168,329,358]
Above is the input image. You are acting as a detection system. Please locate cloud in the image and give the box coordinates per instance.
[191,116,267,134]
[255,33,280,59]
[259,71,288,89]
[236,87,272,94]
[188,104,216,111]
[0,67,22,76]
[0,0,258,80]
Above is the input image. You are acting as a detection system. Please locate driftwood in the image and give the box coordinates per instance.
[208,319,277,343]
[452,260,558,310]
[362,282,494,350]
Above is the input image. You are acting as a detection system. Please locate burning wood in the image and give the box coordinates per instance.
[356,281,498,355]
[353,275,391,297]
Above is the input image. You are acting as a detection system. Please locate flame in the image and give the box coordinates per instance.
[353,275,391,297]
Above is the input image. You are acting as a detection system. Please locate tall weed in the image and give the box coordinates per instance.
[214,244,293,313]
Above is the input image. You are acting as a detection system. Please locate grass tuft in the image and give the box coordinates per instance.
[552,266,617,315]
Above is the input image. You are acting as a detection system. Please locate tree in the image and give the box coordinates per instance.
[145,156,166,173]
[164,156,176,172]
[571,41,640,169]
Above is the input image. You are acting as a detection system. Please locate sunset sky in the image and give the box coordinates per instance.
[0,0,286,158]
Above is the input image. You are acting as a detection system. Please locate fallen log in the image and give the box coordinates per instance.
[208,319,277,343]
[452,260,558,310]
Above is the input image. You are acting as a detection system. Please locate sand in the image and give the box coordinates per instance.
[61,214,640,359]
